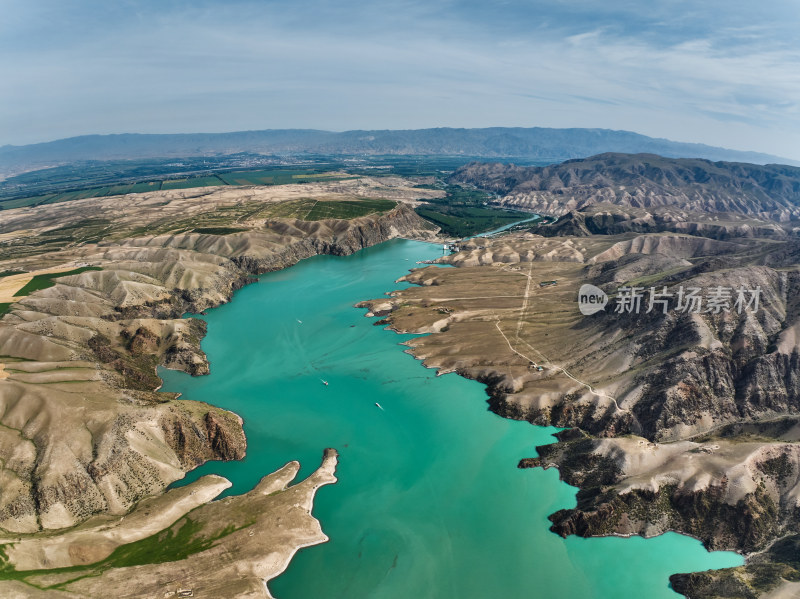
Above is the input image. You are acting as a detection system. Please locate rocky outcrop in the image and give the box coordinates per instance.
[204,411,245,461]
[670,534,800,599]
[160,407,246,468]
[522,430,800,553]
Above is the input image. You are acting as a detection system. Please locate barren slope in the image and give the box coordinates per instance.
[450,153,800,221]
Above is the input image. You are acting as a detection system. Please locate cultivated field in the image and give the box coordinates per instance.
[0,169,355,210]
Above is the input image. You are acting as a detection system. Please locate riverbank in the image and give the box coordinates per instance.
[160,238,742,599]
[358,228,800,598]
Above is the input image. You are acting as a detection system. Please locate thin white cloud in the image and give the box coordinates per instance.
[0,0,798,159]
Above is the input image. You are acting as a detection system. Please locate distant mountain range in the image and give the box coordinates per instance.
[1,128,796,177]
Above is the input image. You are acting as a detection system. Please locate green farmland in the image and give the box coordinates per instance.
[258,198,397,221]
[413,185,530,237]
[1,168,353,211]
[160,175,226,190]
[217,169,350,187]
[13,267,103,297]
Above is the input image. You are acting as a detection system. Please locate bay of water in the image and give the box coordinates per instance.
[159,239,742,599]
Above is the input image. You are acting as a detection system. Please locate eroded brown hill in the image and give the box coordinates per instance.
[450,153,800,222]
[0,181,435,535]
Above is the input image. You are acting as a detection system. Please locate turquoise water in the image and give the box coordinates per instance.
[475,214,541,237]
[159,239,743,599]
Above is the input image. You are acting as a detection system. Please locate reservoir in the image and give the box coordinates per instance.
[159,238,743,599]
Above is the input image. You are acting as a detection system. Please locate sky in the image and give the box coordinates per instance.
[1,0,799,159]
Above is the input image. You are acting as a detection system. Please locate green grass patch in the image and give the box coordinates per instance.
[106,181,163,195]
[74,187,109,200]
[52,190,87,203]
[192,227,248,235]
[414,184,529,237]
[101,518,230,569]
[0,303,12,317]
[160,175,225,190]
[0,516,244,590]
[256,198,318,220]
[416,206,526,237]
[304,198,396,220]
[217,169,350,187]
[129,181,162,193]
[0,194,57,209]
[13,267,102,297]
[256,197,396,221]
[0,355,33,363]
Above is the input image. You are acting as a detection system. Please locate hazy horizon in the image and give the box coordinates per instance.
[1,126,794,166]
[3,0,799,160]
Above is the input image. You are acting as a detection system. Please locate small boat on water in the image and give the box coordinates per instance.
[375,402,384,410]
[321,379,329,386]
[297,319,303,324]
